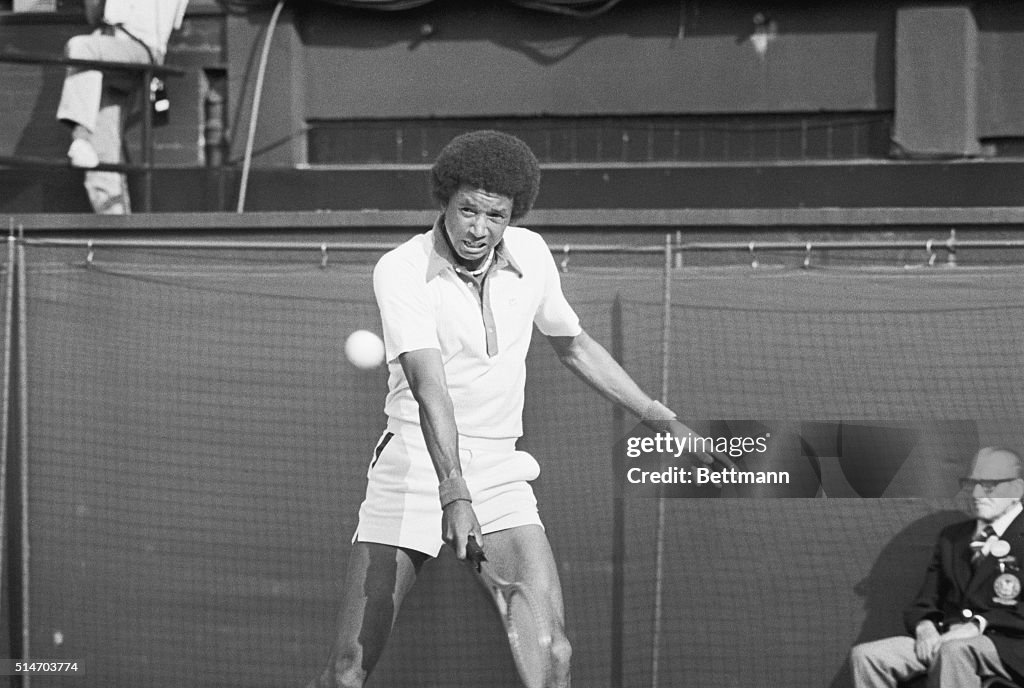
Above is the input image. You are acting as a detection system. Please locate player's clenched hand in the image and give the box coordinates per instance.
[442,500,482,561]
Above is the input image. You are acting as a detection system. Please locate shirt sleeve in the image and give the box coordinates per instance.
[372,251,441,363]
[533,239,582,337]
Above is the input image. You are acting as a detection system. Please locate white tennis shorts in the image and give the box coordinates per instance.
[353,419,544,557]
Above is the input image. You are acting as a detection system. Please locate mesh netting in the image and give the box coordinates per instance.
[16,246,1024,688]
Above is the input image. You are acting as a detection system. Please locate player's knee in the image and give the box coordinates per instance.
[64,35,96,60]
[550,633,572,674]
[313,651,366,688]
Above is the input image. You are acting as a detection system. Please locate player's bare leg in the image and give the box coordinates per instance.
[477,525,572,688]
[307,542,427,688]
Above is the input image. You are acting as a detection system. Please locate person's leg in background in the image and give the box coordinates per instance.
[57,32,147,213]
[850,636,926,688]
[83,87,131,214]
[930,636,1012,688]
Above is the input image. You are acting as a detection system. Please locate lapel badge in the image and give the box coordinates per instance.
[993,572,1022,606]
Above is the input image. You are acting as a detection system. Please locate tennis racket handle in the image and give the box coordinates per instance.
[466,535,487,572]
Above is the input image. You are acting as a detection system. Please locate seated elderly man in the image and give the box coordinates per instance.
[851,446,1024,688]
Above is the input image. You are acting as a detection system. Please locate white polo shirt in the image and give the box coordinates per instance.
[105,0,189,60]
[372,220,582,439]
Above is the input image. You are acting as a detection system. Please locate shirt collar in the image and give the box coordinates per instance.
[982,501,1024,537]
[425,215,523,281]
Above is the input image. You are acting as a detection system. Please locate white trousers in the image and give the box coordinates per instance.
[57,30,151,214]
[851,634,1012,688]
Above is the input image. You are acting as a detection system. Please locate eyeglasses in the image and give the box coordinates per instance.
[959,477,1021,494]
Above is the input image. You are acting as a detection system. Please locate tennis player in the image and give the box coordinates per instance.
[308,130,713,688]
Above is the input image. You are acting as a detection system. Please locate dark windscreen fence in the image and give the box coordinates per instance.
[23,251,389,687]
[14,243,1024,688]
[616,265,1024,687]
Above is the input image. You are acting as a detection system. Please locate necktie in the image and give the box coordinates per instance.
[971,524,997,563]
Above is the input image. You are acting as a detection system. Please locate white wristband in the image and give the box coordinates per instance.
[642,399,677,422]
[438,476,472,508]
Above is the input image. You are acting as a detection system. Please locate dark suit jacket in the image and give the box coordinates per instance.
[904,511,1024,682]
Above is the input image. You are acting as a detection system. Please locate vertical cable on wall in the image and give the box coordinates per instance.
[237,0,287,213]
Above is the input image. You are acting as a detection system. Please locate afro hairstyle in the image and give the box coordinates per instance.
[430,130,541,223]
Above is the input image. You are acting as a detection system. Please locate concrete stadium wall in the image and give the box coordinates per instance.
[0,2,224,167]
[1,2,1023,212]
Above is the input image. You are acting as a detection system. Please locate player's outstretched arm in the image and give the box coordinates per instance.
[399,348,482,559]
[546,329,723,466]
[546,329,653,416]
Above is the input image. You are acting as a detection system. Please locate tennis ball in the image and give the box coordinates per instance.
[345,330,385,370]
